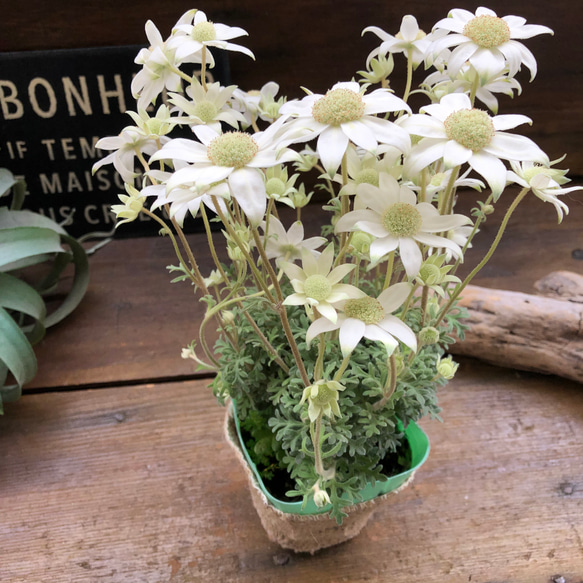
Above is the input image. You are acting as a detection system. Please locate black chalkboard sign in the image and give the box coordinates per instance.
[0,46,230,238]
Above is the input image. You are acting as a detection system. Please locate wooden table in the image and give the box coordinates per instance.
[1,194,583,582]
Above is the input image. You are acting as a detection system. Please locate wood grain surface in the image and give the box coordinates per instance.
[0,0,581,174]
[1,360,582,582]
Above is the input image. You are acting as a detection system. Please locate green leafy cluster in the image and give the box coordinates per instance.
[212,291,467,521]
[0,169,90,413]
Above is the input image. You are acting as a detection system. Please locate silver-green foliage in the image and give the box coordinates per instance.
[0,169,90,413]
[212,290,467,522]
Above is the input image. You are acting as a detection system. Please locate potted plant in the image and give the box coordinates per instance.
[94,7,581,552]
[0,169,90,413]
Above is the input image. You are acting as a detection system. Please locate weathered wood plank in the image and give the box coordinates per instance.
[1,362,582,582]
[1,1,581,173]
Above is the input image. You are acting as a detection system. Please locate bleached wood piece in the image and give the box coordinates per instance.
[449,279,583,383]
[533,271,583,303]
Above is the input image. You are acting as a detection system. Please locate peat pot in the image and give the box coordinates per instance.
[224,401,430,554]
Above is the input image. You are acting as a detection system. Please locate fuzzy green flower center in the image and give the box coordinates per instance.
[192,21,217,43]
[312,89,365,126]
[355,168,379,186]
[193,101,218,123]
[382,202,423,237]
[344,296,385,325]
[312,384,335,405]
[444,109,495,152]
[463,15,510,48]
[303,274,332,302]
[207,132,259,168]
[265,177,286,196]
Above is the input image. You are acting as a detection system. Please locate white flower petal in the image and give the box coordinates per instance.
[341,121,378,152]
[492,114,532,131]
[317,127,349,176]
[378,315,417,351]
[484,133,548,164]
[306,318,340,346]
[339,318,366,356]
[468,152,508,199]
[398,237,423,278]
[363,325,399,353]
[228,167,266,226]
[378,282,412,313]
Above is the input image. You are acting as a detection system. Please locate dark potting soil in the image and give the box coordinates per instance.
[240,426,412,503]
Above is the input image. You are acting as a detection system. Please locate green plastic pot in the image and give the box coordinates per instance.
[231,400,430,515]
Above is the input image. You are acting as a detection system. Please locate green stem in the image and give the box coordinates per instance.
[333,354,352,383]
[435,187,530,327]
[372,354,397,411]
[383,251,395,290]
[402,48,414,105]
[310,412,325,477]
[251,227,311,387]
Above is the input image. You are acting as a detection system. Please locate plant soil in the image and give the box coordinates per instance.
[240,425,412,503]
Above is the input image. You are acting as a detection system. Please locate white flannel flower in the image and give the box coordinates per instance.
[430,7,553,81]
[167,78,246,132]
[335,145,403,196]
[279,81,411,177]
[94,126,165,184]
[280,245,364,323]
[400,92,548,199]
[299,379,345,423]
[231,83,282,128]
[306,282,417,357]
[132,20,191,110]
[443,225,474,262]
[260,217,326,263]
[111,184,147,227]
[142,168,229,227]
[507,160,582,223]
[408,167,484,203]
[422,65,522,114]
[169,9,255,67]
[149,117,299,226]
[335,174,471,277]
[363,15,432,68]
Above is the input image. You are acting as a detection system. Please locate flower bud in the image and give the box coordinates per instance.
[436,356,459,380]
[313,488,331,508]
[482,204,494,215]
[419,326,440,345]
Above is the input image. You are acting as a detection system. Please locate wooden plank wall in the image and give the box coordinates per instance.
[0,0,581,174]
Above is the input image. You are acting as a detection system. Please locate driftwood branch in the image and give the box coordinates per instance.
[448,272,583,383]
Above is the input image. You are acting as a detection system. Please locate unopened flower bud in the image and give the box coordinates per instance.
[314,488,331,508]
[436,356,459,380]
[482,204,494,215]
[349,231,374,254]
[419,326,440,345]
[221,310,235,325]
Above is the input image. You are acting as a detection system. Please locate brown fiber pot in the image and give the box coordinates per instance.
[224,403,417,554]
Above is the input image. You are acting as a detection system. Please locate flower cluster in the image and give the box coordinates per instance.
[96,7,580,515]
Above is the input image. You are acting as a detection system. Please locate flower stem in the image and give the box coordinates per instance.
[251,227,311,387]
[435,187,530,326]
[310,412,325,477]
[372,354,397,411]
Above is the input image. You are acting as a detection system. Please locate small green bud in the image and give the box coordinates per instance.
[313,488,331,508]
[221,310,235,325]
[482,204,494,215]
[419,326,440,345]
[349,231,374,254]
[436,356,459,380]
